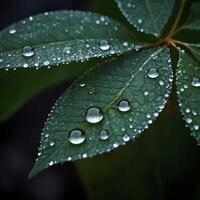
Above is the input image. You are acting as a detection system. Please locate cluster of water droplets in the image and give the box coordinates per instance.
[177,57,200,143]
[0,11,141,71]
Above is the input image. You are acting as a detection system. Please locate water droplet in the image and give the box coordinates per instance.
[113,143,119,148]
[48,161,54,166]
[68,129,85,145]
[23,63,28,68]
[9,28,16,34]
[138,19,142,24]
[43,60,50,66]
[186,118,192,124]
[50,142,55,147]
[79,83,86,87]
[118,100,131,112]
[99,40,110,51]
[82,153,88,158]
[147,67,159,79]
[63,46,71,54]
[123,134,130,142]
[191,77,200,87]
[99,129,109,140]
[194,125,199,130]
[22,46,35,57]
[85,107,103,124]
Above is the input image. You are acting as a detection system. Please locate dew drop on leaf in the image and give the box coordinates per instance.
[99,129,109,140]
[191,77,200,87]
[118,100,131,112]
[68,129,85,145]
[9,28,16,34]
[122,134,130,142]
[99,40,110,51]
[48,161,54,166]
[85,107,103,124]
[147,67,159,79]
[22,46,35,57]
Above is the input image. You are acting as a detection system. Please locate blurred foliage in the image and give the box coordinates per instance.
[0,61,95,122]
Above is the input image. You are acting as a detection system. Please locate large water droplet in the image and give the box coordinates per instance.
[118,100,131,112]
[99,129,109,140]
[85,107,103,124]
[147,67,159,79]
[22,46,35,57]
[68,129,85,145]
[191,77,200,87]
[99,40,110,51]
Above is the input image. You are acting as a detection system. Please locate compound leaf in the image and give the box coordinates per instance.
[115,0,175,36]
[0,11,139,70]
[29,47,173,178]
[176,49,200,143]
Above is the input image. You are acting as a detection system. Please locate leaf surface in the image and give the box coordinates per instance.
[177,49,200,143]
[115,0,175,36]
[181,2,200,31]
[29,47,173,178]
[0,11,139,70]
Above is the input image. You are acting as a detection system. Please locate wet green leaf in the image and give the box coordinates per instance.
[176,49,200,143]
[115,0,175,36]
[181,2,200,31]
[29,47,173,178]
[0,11,139,70]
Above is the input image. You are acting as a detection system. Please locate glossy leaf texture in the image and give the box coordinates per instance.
[29,47,173,178]
[176,49,200,143]
[0,11,139,70]
[115,0,175,37]
[181,2,200,31]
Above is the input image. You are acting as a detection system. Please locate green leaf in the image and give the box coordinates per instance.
[115,0,175,37]
[176,49,200,143]
[29,46,173,178]
[0,11,139,70]
[181,2,200,31]
[0,61,92,122]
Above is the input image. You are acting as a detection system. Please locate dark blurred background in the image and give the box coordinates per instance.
[0,1,200,200]
[0,0,89,200]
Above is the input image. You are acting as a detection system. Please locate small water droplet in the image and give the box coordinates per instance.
[63,46,71,54]
[43,60,50,66]
[50,142,55,147]
[9,28,16,34]
[79,83,86,87]
[186,118,192,124]
[99,129,109,140]
[147,67,159,79]
[68,129,85,145]
[191,77,200,87]
[138,19,142,24]
[99,40,110,51]
[82,153,88,158]
[85,107,103,124]
[194,125,199,130]
[48,161,54,166]
[123,134,130,142]
[22,46,35,57]
[118,100,131,112]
